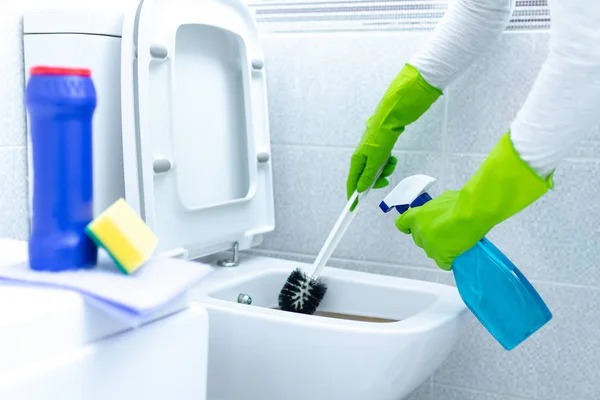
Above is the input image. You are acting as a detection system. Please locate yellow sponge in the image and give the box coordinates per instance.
[85,198,158,274]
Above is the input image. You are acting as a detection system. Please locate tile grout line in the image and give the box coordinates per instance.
[432,74,446,387]
[331,255,437,273]
[269,143,600,163]
[562,156,600,163]
[249,248,600,290]
[270,142,447,155]
[529,278,600,291]
[432,383,539,400]
[431,87,446,384]
[441,86,450,159]
[248,247,437,272]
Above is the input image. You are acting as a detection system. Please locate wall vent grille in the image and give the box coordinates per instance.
[247,0,550,33]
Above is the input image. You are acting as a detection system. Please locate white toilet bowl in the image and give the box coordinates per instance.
[191,254,468,400]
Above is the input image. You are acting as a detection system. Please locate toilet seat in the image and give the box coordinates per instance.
[120,0,275,260]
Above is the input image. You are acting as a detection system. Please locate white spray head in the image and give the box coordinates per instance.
[379,174,437,214]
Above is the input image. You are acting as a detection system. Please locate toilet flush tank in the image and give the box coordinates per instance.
[23,1,276,261]
[23,7,127,219]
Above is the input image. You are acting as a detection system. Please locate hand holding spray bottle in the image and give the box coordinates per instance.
[380,174,552,350]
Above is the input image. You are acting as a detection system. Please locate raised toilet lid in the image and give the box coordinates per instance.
[121,0,275,260]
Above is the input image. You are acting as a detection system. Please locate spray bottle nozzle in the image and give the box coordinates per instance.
[379,174,437,214]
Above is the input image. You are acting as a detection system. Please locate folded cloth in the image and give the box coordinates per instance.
[0,240,213,325]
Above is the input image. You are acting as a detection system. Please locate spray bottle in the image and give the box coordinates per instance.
[380,174,552,350]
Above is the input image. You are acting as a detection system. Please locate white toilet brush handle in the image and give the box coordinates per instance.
[310,164,386,279]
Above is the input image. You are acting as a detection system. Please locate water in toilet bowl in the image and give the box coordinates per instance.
[271,307,399,323]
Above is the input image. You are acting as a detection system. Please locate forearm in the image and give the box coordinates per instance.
[409,0,513,90]
[510,0,600,179]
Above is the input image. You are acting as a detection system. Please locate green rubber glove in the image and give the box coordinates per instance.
[346,63,443,200]
[395,133,554,270]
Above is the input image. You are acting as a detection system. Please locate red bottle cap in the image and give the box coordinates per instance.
[30,66,91,77]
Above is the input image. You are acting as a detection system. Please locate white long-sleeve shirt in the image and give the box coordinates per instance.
[409,0,600,179]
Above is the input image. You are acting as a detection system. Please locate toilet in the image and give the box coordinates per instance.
[192,254,467,400]
[22,1,468,399]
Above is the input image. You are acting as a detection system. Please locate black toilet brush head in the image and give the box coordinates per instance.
[278,268,327,315]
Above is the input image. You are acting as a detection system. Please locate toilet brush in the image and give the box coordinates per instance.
[278,164,386,315]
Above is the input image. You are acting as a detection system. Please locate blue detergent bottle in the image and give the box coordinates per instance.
[26,66,98,271]
[379,174,552,350]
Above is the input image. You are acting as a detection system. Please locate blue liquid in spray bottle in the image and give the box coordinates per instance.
[380,174,552,350]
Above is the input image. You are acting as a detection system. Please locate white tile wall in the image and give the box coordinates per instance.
[0,148,28,239]
[265,32,447,152]
[0,4,29,240]
[445,32,551,155]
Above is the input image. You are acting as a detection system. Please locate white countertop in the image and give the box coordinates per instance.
[0,239,187,374]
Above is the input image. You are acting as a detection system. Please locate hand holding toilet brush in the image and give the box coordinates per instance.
[278,163,387,315]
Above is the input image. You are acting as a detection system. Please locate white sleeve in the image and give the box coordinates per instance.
[409,0,513,90]
[510,0,600,179]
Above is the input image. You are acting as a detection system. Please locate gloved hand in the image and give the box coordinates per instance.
[395,133,553,270]
[346,63,443,200]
